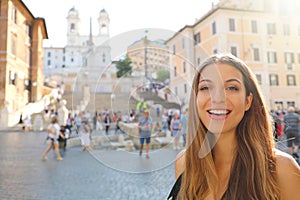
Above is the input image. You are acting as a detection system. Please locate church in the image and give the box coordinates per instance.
[44,7,114,77]
[43,6,116,93]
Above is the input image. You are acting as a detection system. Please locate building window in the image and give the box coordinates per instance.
[194,32,201,45]
[287,101,295,108]
[11,6,17,24]
[25,79,31,90]
[269,74,279,86]
[182,61,186,73]
[173,44,176,55]
[229,18,235,32]
[174,66,177,77]
[284,52,294,64]
[9,71,17,85]
[71,58,74,62]
[283,24,290,36]
[251,20,258,33]
[267,23,276,35]
[230,46,237,57]
[213,49,218,54]
[47,60,51,66]
[255,74,262,85]
[197,57,201,65]
[274,101,283,110]
[174,87,178,95]
[181,38,185,49]
[212,21,216,35]
[25,79,31,91]
[267,51,277,63]
[47,52,51,57]
[11,37,16,55]
[184,83,187,94]
[26,24,32,38]
[70,23,76,32]
[253,48,260,61]
[102,53,106,63]
[287,75,296,86]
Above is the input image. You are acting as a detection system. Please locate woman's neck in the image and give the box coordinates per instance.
[213,131,237,165]
[212,131,237,199]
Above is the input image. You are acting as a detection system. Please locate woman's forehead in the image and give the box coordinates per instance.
[199,63,243,82]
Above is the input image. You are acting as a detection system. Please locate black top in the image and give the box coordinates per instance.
[167,174,182,200]
[167,174,227,199]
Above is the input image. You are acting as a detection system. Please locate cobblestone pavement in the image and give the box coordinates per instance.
[0,130,180,200]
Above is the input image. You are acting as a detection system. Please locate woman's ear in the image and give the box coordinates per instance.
[245,92,253,111]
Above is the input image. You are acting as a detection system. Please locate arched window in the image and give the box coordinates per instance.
[102,53,106,63]
[70,23,76,32]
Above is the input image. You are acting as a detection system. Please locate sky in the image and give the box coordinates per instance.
[22,0,219,48]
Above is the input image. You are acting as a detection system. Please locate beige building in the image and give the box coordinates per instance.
[127,37,169,79]
[0,0,47,112]
[166,0,300,110]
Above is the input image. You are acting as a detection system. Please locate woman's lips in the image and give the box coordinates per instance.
[207,109,231,120]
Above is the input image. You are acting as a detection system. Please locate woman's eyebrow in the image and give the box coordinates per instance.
[225,78,242,84]
[199,79,212,83]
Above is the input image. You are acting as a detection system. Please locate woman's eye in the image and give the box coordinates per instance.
[199,86,209,91]
[227,86,238,91]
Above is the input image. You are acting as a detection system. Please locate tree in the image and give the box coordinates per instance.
[156,69,170,82]
[116,56,132,78]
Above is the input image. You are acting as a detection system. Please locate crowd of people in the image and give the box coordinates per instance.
[271,106,300,160]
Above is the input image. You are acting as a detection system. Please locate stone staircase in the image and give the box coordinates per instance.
[62,92,137,114]
[137,91,181,110]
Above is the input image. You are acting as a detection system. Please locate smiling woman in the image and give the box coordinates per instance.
[168,54,300,200]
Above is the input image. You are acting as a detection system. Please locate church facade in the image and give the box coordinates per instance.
[44,7,112,76]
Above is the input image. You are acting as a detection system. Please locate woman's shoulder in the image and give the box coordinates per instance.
[274,149,300,200]
[175,149,186,179]
[275,149,300,169]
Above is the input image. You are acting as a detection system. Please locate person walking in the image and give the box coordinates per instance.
[103,113,111,135]
[96,113,103,131]
[138,109,152,158]
[171,111,182,150]
[180,108,188,148]
[136,101,142,114]
[23,115,32,132]
[74,113,82,135]
[115,114,123,134]
[42,117,63,161]
[156,106,160,118]
[162,112,168,132]
[142,101,147,111]
[167,109,173,131]
[79,117,91,151]
[283,106,300,159]
[58,125,67,152]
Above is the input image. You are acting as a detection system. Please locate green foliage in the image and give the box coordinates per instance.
[156,69,170,82]
[116,56,132,78]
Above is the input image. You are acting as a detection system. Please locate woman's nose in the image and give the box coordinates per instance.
[210,88,226,103]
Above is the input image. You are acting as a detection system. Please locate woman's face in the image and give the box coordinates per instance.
[196,63,253,135]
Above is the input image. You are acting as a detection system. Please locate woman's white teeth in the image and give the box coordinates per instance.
[209,110,228,115]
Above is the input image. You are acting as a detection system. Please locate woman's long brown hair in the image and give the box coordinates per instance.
[178,54,280,199]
